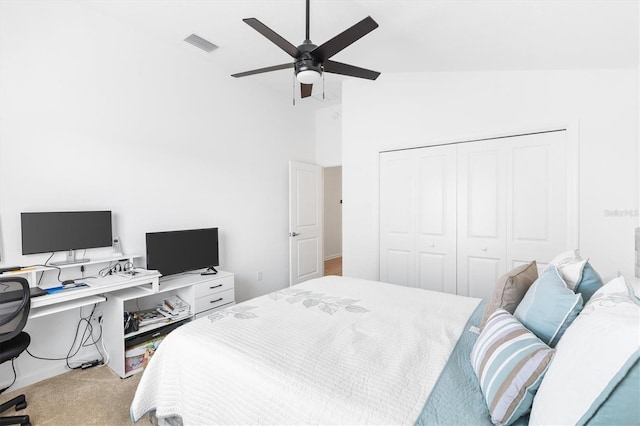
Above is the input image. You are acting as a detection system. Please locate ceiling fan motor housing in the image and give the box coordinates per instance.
[295,42,322,83]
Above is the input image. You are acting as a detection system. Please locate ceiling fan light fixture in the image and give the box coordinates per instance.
[296,69,321,84]
[295,58,322,84]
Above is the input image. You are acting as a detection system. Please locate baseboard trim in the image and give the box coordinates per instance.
[11,363,71,391]
[324,254,342,261]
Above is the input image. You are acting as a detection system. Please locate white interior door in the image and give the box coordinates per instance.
[289,161,323,286]
[379,145,457,292]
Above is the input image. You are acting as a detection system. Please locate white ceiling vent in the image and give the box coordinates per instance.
[184,34,218,53]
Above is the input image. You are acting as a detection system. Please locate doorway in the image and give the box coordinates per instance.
[323,166,342,276]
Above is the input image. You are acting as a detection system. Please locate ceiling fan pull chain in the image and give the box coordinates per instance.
[321,64,325,100]
[292,72,296,106]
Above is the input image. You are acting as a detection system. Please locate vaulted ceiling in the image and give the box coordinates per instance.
[91,0,638,103]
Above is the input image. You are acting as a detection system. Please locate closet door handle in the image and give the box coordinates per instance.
[290,232,300,237]
[481,247,488,252]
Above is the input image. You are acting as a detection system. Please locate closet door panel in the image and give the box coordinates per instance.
[415,148,457,293]
[380,153,415,286]
[380,145,456,292]
[457,142,507,299]
[386,249,412,286]
[507,131,569,267]
[418,253,446,292]
[462,256,502,299]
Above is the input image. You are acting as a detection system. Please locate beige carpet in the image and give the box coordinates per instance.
[1,365,147,425]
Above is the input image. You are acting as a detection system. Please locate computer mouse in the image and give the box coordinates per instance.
[62,279,75,286]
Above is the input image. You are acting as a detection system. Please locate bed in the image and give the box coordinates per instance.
[130,253,640,426]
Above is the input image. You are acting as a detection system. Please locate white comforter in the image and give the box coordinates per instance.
[130,276,480,425]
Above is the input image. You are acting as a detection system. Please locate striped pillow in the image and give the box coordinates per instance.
[471,309,555,425]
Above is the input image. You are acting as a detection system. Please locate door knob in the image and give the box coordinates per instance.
[289,232,300,237]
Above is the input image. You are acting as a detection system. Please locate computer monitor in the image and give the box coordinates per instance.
[21,211,113,265]
[146,228,219,277]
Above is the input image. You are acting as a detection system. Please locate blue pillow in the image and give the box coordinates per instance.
[575,262,603,303]
[513,265,583,347]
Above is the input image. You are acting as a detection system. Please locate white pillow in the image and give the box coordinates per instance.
[546,249,587,290]
[529,275,640,425]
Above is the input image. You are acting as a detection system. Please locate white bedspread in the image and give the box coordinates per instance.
[130,276,480,425]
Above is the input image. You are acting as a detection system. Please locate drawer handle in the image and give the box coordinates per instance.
[210,298,223,304]
[210,284,223,289]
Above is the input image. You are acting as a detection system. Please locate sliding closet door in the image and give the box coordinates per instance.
[379,145,457,293]
[380,130,573,300]
[457,131,570,299]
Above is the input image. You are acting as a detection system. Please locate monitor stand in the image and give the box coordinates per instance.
[201,266,218,275]
[51,250,90,266]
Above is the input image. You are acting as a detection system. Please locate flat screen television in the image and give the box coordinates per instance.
[21,211,113,264]
[146,228,219,276]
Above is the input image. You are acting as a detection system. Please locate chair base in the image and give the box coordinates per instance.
[0,416,30,426]
[0,394,30,426]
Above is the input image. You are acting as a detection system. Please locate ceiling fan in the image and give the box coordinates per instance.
[231,0,380,99]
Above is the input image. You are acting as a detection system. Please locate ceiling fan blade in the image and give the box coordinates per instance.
[231,63,294,78]
[311,16,378,62]
[323,60,380,80]
[301,83,313,98]
[243,18,300,58]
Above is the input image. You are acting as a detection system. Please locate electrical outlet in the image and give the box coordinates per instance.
[257,271,263,281]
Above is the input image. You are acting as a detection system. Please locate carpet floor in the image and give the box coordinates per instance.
[1,365,147,425]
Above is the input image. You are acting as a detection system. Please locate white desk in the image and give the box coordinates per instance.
[0,254,160,319]
[29,271,161,319]
[1,260,234,380]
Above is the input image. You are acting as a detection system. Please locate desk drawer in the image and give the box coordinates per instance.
[194,276,234,298]
[195,288,234,314]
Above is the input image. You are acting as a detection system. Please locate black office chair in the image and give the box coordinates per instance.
[0,277,31,426]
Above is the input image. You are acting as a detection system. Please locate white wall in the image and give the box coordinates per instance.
[342,70,639,283]
[315,105,342,166]
[0,1,314,389]
[323,166,342,260]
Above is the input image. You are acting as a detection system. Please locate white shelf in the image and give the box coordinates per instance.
[30,270,161,310]
[2,254,140,275]
[1,254,143,292]
[43,254,141,271]
[124,315,191,339]
[30,295,107,319]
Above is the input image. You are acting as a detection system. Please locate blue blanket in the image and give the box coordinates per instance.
[415,300,492,426]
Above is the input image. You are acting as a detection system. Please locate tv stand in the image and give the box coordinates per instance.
[103,270,234,377]
[50,249,90,266]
